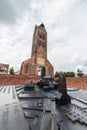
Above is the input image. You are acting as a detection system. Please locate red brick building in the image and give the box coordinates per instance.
[0,63,9,74]
[20,23,54,76]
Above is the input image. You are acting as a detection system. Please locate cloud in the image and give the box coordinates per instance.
[0,0,87,73]
[0,0,32,24]
[0,0,17,24]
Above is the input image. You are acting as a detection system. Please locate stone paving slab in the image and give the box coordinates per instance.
[0,86,29,130]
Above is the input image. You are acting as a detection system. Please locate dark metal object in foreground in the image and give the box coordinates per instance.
[37,75,58,90]
[0,73,87,130]
[17,74,87,130]
[24,82,35,91]
[17,84,87,130]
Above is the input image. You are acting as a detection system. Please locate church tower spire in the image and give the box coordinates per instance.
[31,23,47,59]
[20,23,53,76]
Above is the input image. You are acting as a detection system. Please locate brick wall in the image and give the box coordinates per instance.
[0,75,87,90]
[66,77,87,90]
[0,74,40,85]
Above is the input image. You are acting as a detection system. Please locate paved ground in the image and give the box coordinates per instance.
[67,88,87,104]
[0,85,29,130]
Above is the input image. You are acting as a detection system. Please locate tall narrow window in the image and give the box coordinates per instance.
[48,67,50,75]
[24,63,28,73]
[29,64,33,75]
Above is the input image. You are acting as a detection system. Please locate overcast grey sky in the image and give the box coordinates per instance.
[0,0,87,73]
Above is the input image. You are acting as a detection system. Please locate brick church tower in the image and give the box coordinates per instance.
[20,23,54,76]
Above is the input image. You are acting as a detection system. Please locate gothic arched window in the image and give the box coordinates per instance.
[29,64,33,75]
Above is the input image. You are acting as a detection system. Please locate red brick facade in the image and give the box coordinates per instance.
[0,75,87,90]
[66,77,87,90]
[0,74,40,85]
[20,23,54,76]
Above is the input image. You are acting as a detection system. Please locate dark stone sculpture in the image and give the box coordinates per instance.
[55,72,71,106]
[58,72,67,94]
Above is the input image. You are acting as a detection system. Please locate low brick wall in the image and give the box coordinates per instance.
[66,77,87,90]
[0,75,87,90]
[0,74,40,85]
